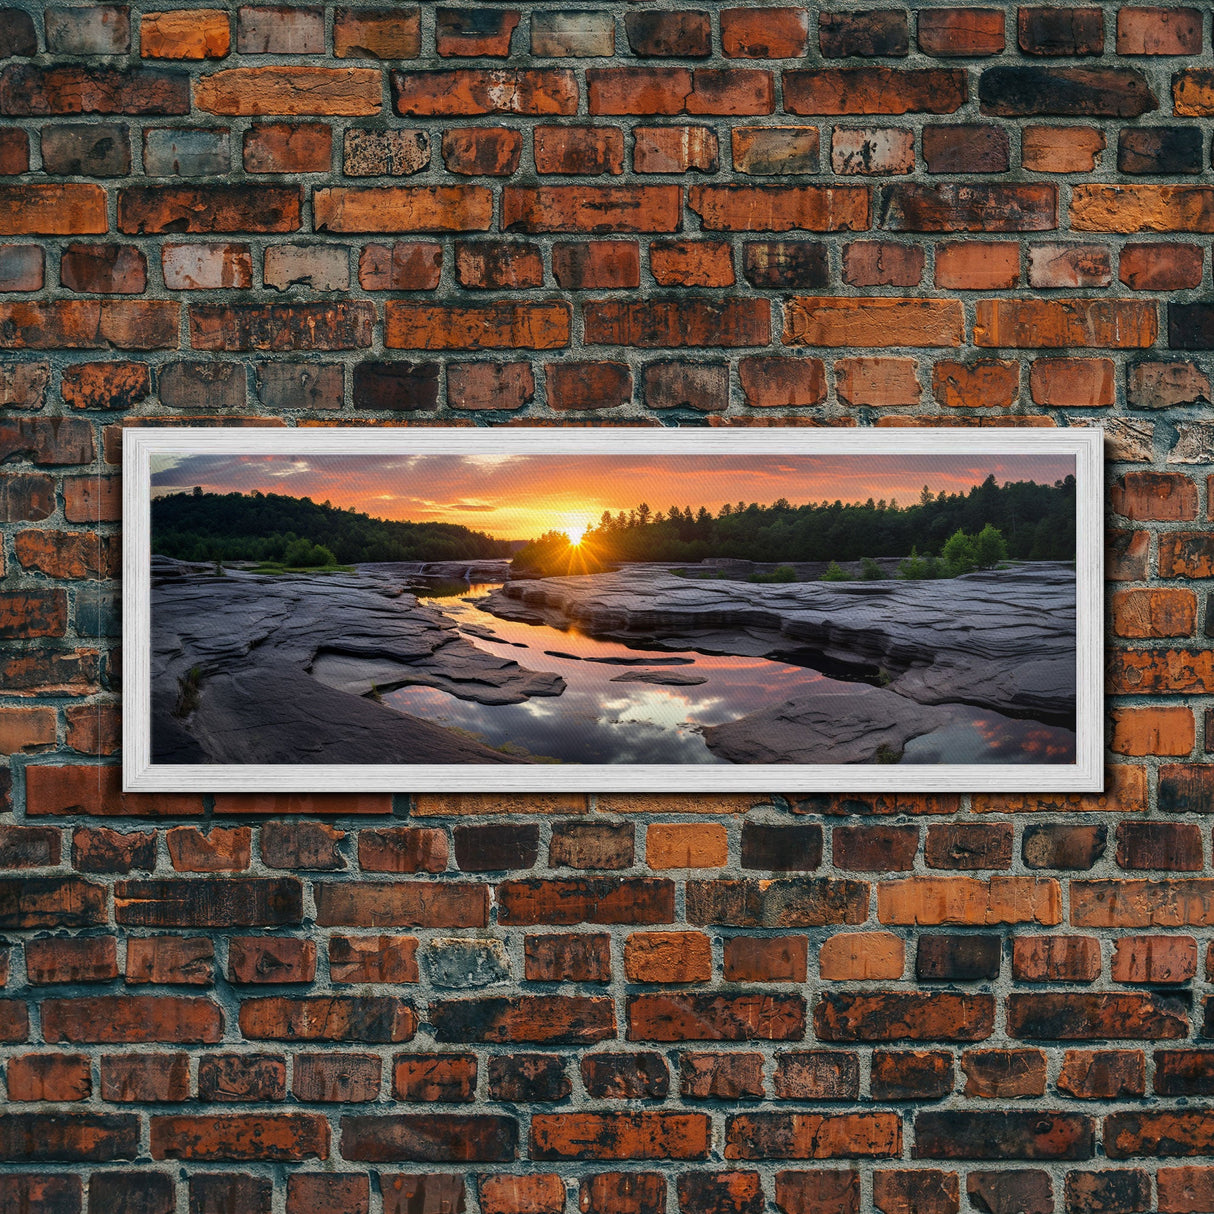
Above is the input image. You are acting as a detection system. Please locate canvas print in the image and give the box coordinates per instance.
[125,428,1101,791]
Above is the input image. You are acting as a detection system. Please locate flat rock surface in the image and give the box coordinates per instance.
[484,562,1076,722]
[608,669,709,686]
[151,559,563,765]
[703,682,954,764]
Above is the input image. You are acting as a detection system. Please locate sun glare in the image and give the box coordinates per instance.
[566,524,586,546]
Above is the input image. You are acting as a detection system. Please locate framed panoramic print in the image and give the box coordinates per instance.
[123,426,1102,793]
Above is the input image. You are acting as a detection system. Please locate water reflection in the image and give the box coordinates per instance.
[385,583,1075,766]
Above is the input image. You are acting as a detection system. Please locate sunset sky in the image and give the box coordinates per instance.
[150,452,1076,541]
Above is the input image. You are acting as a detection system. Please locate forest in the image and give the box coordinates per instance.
[512,474,1076,576]
[151,489,512,566]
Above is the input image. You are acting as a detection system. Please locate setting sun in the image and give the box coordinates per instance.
[563,517,591,546]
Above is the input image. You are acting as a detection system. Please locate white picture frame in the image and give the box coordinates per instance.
[123,425,1103,793]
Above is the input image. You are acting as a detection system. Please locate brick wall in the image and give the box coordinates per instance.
[1,2,1213,1211]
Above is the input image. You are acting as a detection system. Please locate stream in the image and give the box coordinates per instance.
[385,582,1076,766]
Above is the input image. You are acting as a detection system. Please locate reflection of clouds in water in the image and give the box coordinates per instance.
[388,587,1075,766]
[903,715,1075,765]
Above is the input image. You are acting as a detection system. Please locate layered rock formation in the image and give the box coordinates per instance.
[151,559,562,765]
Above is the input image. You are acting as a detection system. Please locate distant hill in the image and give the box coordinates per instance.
[152,490,512,565]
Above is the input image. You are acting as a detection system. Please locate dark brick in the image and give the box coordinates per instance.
[819,11,909,57]
[742,241,828,288]
[453,823,540,871]
[870,1050,954,1101]
[916,934,1002,981]
[582,1051,670,1099]
[1018,7,1104,55]
[625,11,712,57]
[979,66,1158,117]
[487,1053,571,1101]
[190,1175,272,1214]
[1022,824,1107,870]
[1119,126,1203,175]
[912,1111,1094,1160]
[352,360,440,410]
[740,824,823,871]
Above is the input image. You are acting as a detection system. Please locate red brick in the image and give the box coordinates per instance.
[588,67,773,116]
[919,9,1005,56]
[151,1113,328,1161]
[1120,242,1203,290]
[721,8,809,57]
[480,1175,564,1214]
[7,1053,91,1102]
[315,186,491,234]
[651,240,734,287]
[739,357,826,408]
[141,9,231,59]
[26,936,117,984]
[1113,472,1198,521]
[0,128,28,174]
[843,241,923,287]
[973,298,1157,348]
[166,825,252,872]
[42,996,222,1043]
[287,1175,368,1214]
[394,69,576,116]
[0,706,55,754]
[393,1054,476,1102]
[195,66,379,115]
[832,127,914,176]
[240,996,415,1043]
[726,1111,901,1160]
[836,357,921,407]
[635,125,718,173]
[689,184,867,231]
[334,9,420,59]
[447,362,534,411]
[0,64,190,115]
[547,361,632,411]
[454,240,543,291]
[935,241,1020,289]
[532,1111,710,1161]
[60,243,147,294]
[243,123,332,172]
[1113,588,1197,638]
[329,935,418,984]
[932,360,1019,408]
[628,993,805,1042]
[534,125,622,175]
[1118,6,1202,54]
[383,300,569,350]
[784,68,966,114]
[585,299,769,348]
[1058,1050,1145,1099]
[504,185,680,234]
[126,937,213,986]
[228,937,317,984]
[524,933,612,983]
[624,931,712,983]
[1012,936,1101,982]
[436,8,520,56]
[1029,357,1115,406]
[442,127,522,176]
[873,1171,959,1214]
[788,298,962,348]
[1111,706,1195,757]
[1028,241,1112,288]
[0,300,178,350]
[315,880,487,926]
[292,1052,381,1103]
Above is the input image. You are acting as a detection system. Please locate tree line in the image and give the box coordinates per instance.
[512,475,1075,575]
[152,489,512,566]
